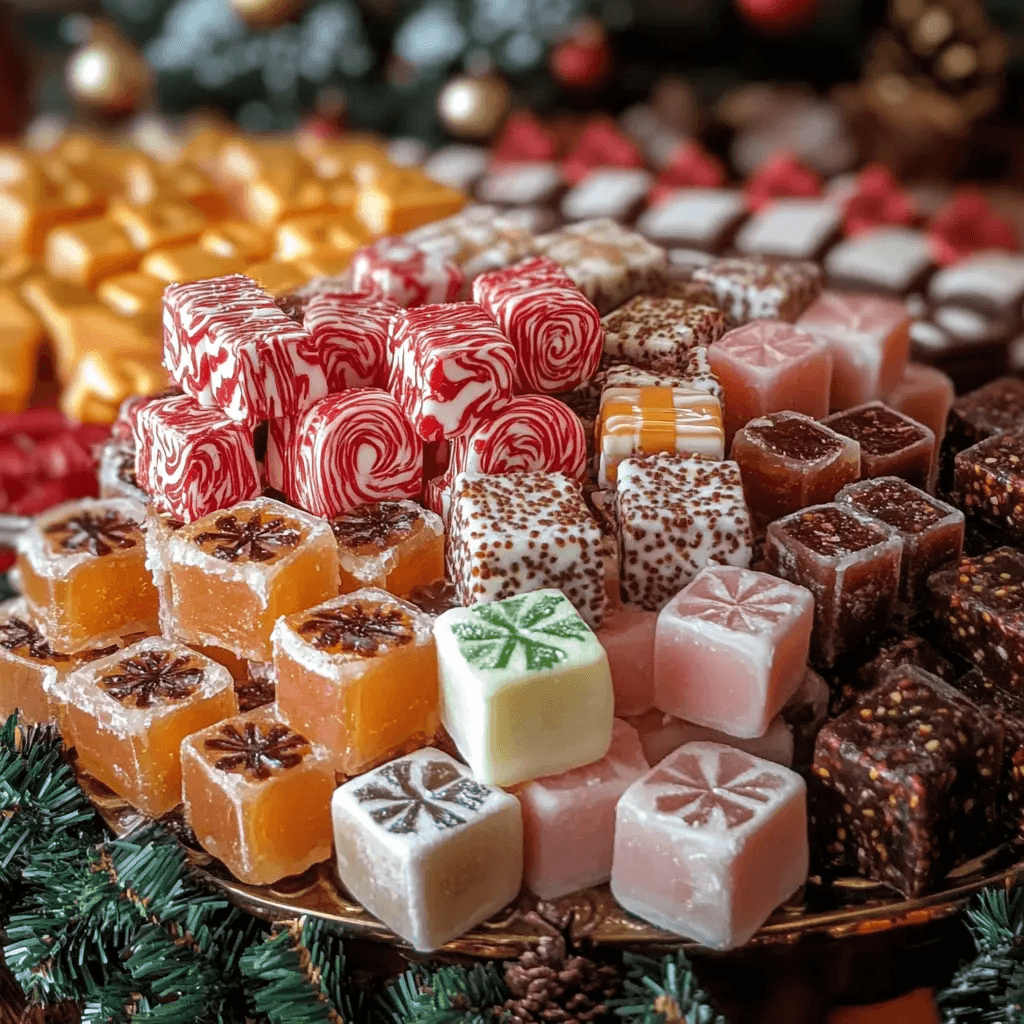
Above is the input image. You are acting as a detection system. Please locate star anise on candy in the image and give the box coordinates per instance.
[46,511,139,557]
[98,650,204,709]
[330,502,420,549]
[298,602,414,655]
[205,721,309,780]
[0,617,60,660]
[194,511,301,563]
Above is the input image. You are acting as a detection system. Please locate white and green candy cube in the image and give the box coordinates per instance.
[434,588,614,787]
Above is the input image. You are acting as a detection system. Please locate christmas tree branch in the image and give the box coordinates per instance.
[612,951,726,1024]
[382,963,509,1024]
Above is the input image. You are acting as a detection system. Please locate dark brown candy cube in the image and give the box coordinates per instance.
[954,430,1024,544]
[811,666,1002,897]
[824,402,935,492]
[837,477,964,607]
[928,547,1024,693]
[764,503,902,669]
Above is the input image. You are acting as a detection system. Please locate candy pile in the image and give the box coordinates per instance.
[8,177,1024,959]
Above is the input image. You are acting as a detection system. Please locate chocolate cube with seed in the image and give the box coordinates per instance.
[837,477,963,607]
[690,257,822,324]
[811,666,1002,897]
[954,430,1024,544]
[928,548,1024,693]
[824,402,935,492]
[765,503,902,668]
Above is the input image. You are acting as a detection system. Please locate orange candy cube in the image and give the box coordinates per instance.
[330,501,445,598]
[181,705,336,884]
[54,637,237,816]
[16,498,160,652]
[272,587,439,775]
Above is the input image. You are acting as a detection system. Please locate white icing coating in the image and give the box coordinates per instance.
[825,227,932,293]
[636,189,745,248]
[928,252,1024,312]
[560,169,654,222]
[734,199,841,260]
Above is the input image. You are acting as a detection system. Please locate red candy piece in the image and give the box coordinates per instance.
[473,256,603,395]
[387,302,516,442]
[35,426,106,480]
[133,393,261,523]
[841,164,916,238]
[111,387,183,444]
[264,415,297,496]
[288,389,423,518]
[350,237,464,309]
[492,110,557,164]
[0,409,68,442]
[745,151,820,213]
[928,188,1019,267]
[650,141,726,206]
[562,117,644,186]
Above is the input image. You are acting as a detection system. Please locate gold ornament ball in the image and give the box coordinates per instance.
[230,0,307,28]
[437,74,510,140]
[65,30,149,117]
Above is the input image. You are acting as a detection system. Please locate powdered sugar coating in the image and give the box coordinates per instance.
[350,237,464,308]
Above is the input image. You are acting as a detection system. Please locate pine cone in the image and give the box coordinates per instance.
[503,935,619,1024]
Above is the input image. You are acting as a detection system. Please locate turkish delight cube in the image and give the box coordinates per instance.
[654,566,814,739]
[55,637,237,816]
[691,257,822,324]
[330,500,444,597]
[595,605,658,717]
[515,718,647,899]
[616,454,753,612]
[433,589,614,787]
[332,747,523,950]
[764,503,902,668]
[884,362,954,463]
[16,497,159,652]
[349,237,463,307]
[811,667,1001,897]
[182,705,336,884]
[272,588,438,775]
[954,430,1024,544]
[611,741,808,949]
[447,472,608,629]
[163,496,339,662]
[837,477,963,606]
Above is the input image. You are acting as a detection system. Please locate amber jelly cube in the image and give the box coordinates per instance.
[273,587,439,775]
[837,477,964,607]
[181,705,335,885]
[824,402,935,492]
[164,496,339,663]
[765,503,902,668]
[731,411,860,529]
[16,497,160,652]
[330,500,445,598]
[54,637,237,816]
[954,430,1024,544]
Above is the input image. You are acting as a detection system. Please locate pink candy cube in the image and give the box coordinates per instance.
[611,741,808,949]
[654,566,813,739]
[351,237,464,308]
[133,393,260,524]
[163,274,328,423]
[796,291,910,411]
[388,303,517,441]
[516,719,647,899]
[473,256,603,395]
[885,362,955,459]
[708,321,833,442]
[596,605,658,717]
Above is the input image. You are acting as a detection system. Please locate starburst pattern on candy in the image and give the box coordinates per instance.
[0,617,61,660]
[298,601,414,655]
[45,511,139,557]
[206,721,310,781]
[193,511,302,563]
[98,650,204,709]
[684,572,798,634]
[330,502,420,550]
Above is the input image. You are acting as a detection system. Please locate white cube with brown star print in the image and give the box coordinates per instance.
[331,747,523,951]
[433,589,614,788]
[181,704,336,885]
[53,636,238,817]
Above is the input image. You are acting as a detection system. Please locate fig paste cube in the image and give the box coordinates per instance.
[954,430,1024,544]
[332,747,523,951]
[514,718,648,900]
[731,411,861,529]
[611,741,808,949]
[837,477,964,607]
[824,402,935,492]
[765,504,902,668]
[928,548,1024,693]
[181,705,336,885]
[811,666,1001,897]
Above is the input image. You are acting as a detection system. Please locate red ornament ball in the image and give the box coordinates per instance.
[549,21,611,90]
[735,0,818,32]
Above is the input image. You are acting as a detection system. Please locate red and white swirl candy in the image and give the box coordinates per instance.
[447,395,588,482]
[133,393,260,523]
[264,416,296,495]
[288,389,424,518]
[473,256,603,395]
[350,237,464,309]
[387,303,516,441]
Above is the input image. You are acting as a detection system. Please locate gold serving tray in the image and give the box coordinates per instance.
[79,765,1024,959]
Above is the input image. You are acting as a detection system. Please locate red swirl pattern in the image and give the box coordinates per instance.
[302,293,399,391]
[473,257,602,395]
[289,389,424,518]
[133,394,260,523]
[351,237,464,309]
